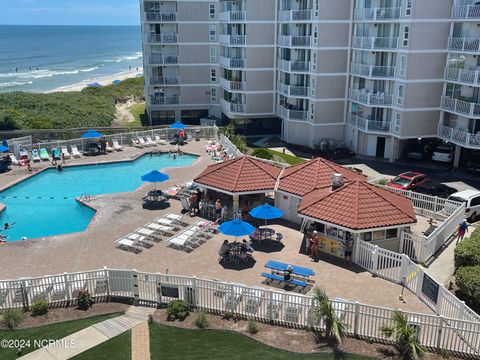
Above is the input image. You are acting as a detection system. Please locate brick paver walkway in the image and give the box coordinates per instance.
[132,322,151,360]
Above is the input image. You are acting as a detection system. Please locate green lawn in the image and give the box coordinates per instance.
[0,312,122,359]
[265,149,306,165]
[72,330,131,360]
[127,102,145,127]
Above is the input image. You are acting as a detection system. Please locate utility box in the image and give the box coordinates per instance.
[195,129,200,141]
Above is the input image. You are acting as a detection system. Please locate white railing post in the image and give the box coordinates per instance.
[436,315,444,350]
[132,269,139,305]
[104,266,110,300]
[399,231,405,254]
[64,272,71,304]
[372,246,379,275]
[156,273,162,307]
[268,290,274,322]
[191,276,198,308]
[354,301,360,336]
[229,283,235,312]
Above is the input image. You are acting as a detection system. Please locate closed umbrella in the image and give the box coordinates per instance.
[141,170,170,191]
[218,219,256,241]
[249,203,284,227]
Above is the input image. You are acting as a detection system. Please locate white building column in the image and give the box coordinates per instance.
[453,145,461,168]
[232,194,240,217]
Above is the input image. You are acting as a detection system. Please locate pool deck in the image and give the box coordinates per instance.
[0,140,432,314]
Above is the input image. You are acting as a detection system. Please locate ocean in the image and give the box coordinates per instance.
[0,25,143,93]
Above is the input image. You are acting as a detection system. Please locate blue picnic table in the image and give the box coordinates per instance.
[264,260,315,279]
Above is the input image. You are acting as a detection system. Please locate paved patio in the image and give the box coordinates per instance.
[0,140,431,314]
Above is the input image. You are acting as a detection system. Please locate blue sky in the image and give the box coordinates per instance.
[0,0,140,25]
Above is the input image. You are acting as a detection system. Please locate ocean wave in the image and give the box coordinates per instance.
[0,81,34,88]
[104,51,142,63]
[0,67,99,80]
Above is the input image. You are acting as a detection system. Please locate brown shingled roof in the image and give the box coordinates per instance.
[298,179,416,230]
[194,156,282,193]
[277,157,366,196]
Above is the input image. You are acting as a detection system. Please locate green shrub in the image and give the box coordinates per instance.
[455,265,480,307]
[77,288,94,311]
[247,319,258,335]
[31,299,48,316]
[252,148,273,160]
[223,311,234,320]
[166,300,190,321]
[378,178,389,186]
[194,312,209,328]
[454,230,480,269]
[2,309,23,330]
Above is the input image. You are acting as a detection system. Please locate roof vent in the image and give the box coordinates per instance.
[332,173,343,190]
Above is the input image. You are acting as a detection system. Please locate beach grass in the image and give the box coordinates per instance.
[264,149,306,165]
[128,102,145,127]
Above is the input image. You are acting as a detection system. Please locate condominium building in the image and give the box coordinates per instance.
[140,0,478,165]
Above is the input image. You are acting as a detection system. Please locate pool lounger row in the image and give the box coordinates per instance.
[131,136,167,148]
[167,220,212,251]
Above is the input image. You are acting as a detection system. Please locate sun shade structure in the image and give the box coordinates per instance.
[218,219,256,237]
[170,121,187,129]
[249,203,284,228]
[0,145,9,152]
[112,80,122,84]
[141,170,170,191]
[82,130,103,139]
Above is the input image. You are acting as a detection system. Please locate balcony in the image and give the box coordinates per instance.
[438,125,480,148]
[219,11,246,22]
[278,35,312,47]
[348,114,392,134]
[448,37,480,53]
[145,33,178,44]
[276,104,308,121]
[219,56,246,69]
[353,7,401,21]
[148,54,179,65]
[452,5,480,19]
[143,12,176,22]
[351,36,398,50]
[277,82,309,97]
[220,98,246,114]
[149,75,180,85]
[277,59,310,73]
[350,63,396,79]
[220,77,246,91]
[441,96,480,118]
[278,9,313,21]
[444,67,480,86]
[348,89,393,106]
[150,95,180,105]
[219,35,246,46]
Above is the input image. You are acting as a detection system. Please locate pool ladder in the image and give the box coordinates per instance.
[79,193,92,202]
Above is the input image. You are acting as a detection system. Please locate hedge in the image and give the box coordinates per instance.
[454,229,480,270]
[455,265,480,307]
[252,148,273,160]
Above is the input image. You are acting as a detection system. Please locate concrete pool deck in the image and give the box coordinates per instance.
[0,140,432,314]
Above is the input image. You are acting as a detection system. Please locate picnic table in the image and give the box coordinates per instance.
[258,228,275,240]
[264,260,315,280]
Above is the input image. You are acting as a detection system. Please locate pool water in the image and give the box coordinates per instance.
[0,154,197,241]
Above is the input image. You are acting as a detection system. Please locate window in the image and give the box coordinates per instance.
[394,113,401,133]
[209,25,216,41]
[399,55,407,78]
[209,4,215,20]
[402,26,410,47]
[397,84,405,106]
[471,196,480,207]
[210,87,217,102]
[210,68,217,82]
[372,230,385,241]
[386,229,398,239]
[310,77,315,97]
[210,46,217,62]
[310,103,314,121]
[361,232,372,242]
[405,0,412,16]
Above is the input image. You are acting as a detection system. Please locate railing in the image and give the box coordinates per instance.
[441,96,480,118]
[148,54,179,65]
[350,63,396,79]
[278,9,313,21]
[277,59,310,73]
[149,75,180,85]
[444,67,480,86]
[220,98,246,114]
[219,77,246,92]
[219,34,246,46]
[219,56,246,69]
[448,37,480,53]
[277,35,312,47]
[277,82,309,97]
[150,95,180,105]
[146,33,178,44]
[351,36,399,50]
[0,267,479,356]
[353,7,401,21]
[218,132,243,158]
[144,12,177,22]
[219,11,246,22]
[452,4,480,19]
[437,124,480,149]
[276,105,308,121]
[347,114,392,134]
[348,88,393,106]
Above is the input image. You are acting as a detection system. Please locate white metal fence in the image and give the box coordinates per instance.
[0,268,478,356]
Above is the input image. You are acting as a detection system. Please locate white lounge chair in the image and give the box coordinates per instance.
[132,138,144,148]
[126,233,154,248]
[145,136,157,146]
[71,146,81,158]
[133,227,162,242]
[112,140,123,151]
[115,238,143,253]
[61,147,71,159]
[154,135,167,145]
[105,142,114,153]
[166,213,188,226]
[145,223,174,235]
[155,218,181,230]
[9,154,19,165]
[138,138,151,147]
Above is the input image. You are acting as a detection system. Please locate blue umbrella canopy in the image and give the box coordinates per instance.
[0,145,9,152]
[249,203,284,220]
[82,130,103,139]
[112,80,122,85]
[141,170,170,183]
[170,121,187,129]
[218,219,255,237]
[87,82,103,88]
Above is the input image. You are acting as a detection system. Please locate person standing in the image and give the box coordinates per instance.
[214,199,222,221]
[195,188,203,213]
[310,230,319,261]
[456,219,469,244]
[344,236,354,266]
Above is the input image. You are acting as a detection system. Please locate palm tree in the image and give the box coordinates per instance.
[311,287,347,346]
[381,310,426,360]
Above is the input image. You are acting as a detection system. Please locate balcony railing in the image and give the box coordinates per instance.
[146,33,178,44]
[350,63,396,79]
[438,124,480,148]
[278,35,312,47]
[444,67,480,86]
[278,9,313,21]
[277,82,309,97]
[276,105,308,121]
[150,95,180,105]
[219,34,246,46]
[219,11,246,22]
[448,37,480,53]
[277,59,310,73]
[144,12,177,22]
[220,98,246,114]
[348,114,392,134]
[351,36,398,50]
[148,54,179,65]
[353,7,401,21]
[220,77,246,91]
[452,5,480,19]
[441,96,480,118]
[219,56,246,69]
[348,89,393,106]
[149,75,180,85]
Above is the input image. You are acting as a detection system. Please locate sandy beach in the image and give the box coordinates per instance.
[49,68,144,93]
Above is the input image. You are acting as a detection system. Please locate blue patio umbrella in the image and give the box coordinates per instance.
[87,82,103,88]
[249,203,284,227]
[141,170,170,191]
[112,80,122,85]
[0,145,9,153]
[218,219,256,240]
[170,121,187,130]
[82,130,103,139]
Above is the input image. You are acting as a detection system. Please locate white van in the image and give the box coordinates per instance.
[432,144,454,163]
[448,190,480,222]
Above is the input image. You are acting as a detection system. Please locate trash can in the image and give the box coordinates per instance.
[195,129,200,141]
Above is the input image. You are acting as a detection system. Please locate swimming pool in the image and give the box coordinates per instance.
[0,154,198,241]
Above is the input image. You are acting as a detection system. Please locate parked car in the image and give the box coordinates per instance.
[465,151,480,173]
[447,190,480,222]
[386,172,430,190]
[413,183,458,199]
[432,144,454,163]
[406,143,425,160]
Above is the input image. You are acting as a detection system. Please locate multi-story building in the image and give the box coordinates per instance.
[140,0,478,165]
